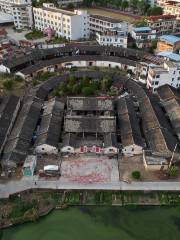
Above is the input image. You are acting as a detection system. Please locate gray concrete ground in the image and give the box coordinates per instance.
[5,26,48,44]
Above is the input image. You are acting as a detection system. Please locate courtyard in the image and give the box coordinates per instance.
[60,155,119,184]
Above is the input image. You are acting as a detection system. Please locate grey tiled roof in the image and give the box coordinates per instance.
[117,96,144,147]
[35,98,64,147]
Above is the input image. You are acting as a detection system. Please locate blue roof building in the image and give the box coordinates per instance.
[159,35,180,44]
[157,51,180,62]
[157,35,180,54]
[133,27,152,33]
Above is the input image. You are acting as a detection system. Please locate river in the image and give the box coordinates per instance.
[1,206,180,240]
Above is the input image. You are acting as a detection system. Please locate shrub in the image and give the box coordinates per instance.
[132,171,141,180]
[25,29,44,40]
[14,75,24,82]
[82,86,94,96]
[3,80,14,90]
[32,79,39,86]
[168,166,178,177]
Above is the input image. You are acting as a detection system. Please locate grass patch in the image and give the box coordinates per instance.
[49,36,68,44]
[0,73,25,92]
[25,29,44,40]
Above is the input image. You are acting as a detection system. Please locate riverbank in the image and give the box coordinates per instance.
[1,190,180,229]
[1,206,180,240]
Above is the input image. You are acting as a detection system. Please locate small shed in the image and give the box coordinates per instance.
[23,155,37,176]
[143,151,168,171]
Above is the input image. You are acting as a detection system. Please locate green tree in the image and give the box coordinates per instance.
[101,76,112,92]
[132,170,141,180]
[168,166,178,177]
[151,39,157,49]
[121,0,129,11]
[80,76,90,88]
[129,0,138,12]
[67,3,74,9]
[134,17,148,27]
[3,80,14,90]
[137,0,150,15]
[82,86,94,96]
[72,84,81,95]
[147,6,163,16]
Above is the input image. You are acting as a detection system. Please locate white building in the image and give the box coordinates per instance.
[0,0,15,14]
[147,61,180,92]
[33,3,90,40]
[96,28,127,48]
[89,15,128,47]
[163,1,180,19]
[131,26,156,49]
[0,0,33,29]
[156,0,167,7]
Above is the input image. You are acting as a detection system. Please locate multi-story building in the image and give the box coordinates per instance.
[58,0,83,7]
[0,0,33,29]
[163,1,180,19]
[33,3,90,40]
[148,0,157,6]
[96,30,127,48]
[147,61,180,91]
[156,35,180,53]
[89,15,128,34]
[156,0,168,7]
[147,15,180,36]
[0,0,14,14]
[131,26,156,48]
[89,15,128,47]
[12,2,33,29]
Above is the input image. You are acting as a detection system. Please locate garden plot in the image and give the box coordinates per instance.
[60,156,119,184]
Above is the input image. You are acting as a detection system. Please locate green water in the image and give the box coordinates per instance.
[1,206,180,240]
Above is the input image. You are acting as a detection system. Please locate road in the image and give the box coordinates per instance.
[1,179,180,199]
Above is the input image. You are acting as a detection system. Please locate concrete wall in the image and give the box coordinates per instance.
[122,144,143,156]
[35,144,58,155]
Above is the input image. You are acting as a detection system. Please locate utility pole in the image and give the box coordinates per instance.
[168,143,178,168]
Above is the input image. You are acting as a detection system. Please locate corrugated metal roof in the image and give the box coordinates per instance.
[159,35,180,44]
[133,27,152,32]
[158,51,180,62]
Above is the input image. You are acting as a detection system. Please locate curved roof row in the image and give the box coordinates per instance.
[2,44,147,72]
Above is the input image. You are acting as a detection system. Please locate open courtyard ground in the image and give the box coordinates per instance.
[60,155,119,184]
[83,8,136,23]
[119,155,180,181]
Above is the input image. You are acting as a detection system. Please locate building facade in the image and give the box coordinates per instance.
[147,61,180,92]
[163,1,180,19]
[33,3,90,40]
[89,15,128,48]
[0,0,33,29]
[156,0,167,7]
[147,15,180,36]
[131,27,156,48]
[156,35,180,53]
